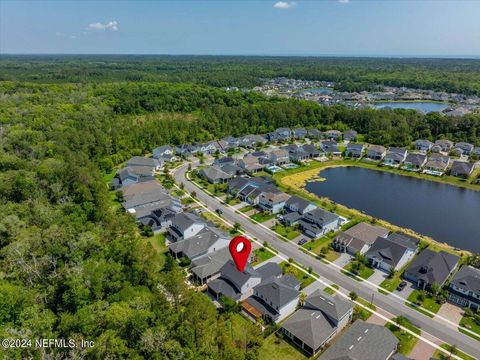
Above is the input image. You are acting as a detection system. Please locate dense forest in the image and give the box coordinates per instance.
[1,58,480,358]
[1,55,480,95]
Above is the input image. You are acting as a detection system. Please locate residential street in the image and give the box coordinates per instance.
[174,162,480,359]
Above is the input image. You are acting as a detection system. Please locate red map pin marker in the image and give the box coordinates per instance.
[229,235,252,272]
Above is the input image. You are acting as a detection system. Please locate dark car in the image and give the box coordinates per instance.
[397,281,407,291]
[215,208,223,215]
[297,238,308,246]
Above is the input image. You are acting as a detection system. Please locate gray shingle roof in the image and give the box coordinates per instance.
[304,290,353,322]
[319,320,399,360]
[171,212,205,232]
[256,262,283,279]
[450,161,475,176]
[286,195,315,213]
[365,236,413,268]
[168,227,227,259]
[191,247,232,279]
[253,277,300,308]
[220,260,261,290]
[449,265,480,294]
[335,222,389,247]
[404,153,427,166]
[405,249,460,286]
[304,208,339,226]
[386,232,419,249]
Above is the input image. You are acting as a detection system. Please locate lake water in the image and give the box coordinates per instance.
[301,87,334,95]
[305,167,480,253]
[374,101,449,113]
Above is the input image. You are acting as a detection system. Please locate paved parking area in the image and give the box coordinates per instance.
[332,252,352,267]
[368,269,388,285]
[253,255,284,268]
[392,281,416,300]
[409,337,437,360]
[263,218,277,228]
[435,302,464,329]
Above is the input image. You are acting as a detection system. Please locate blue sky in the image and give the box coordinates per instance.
[1,0,479,56]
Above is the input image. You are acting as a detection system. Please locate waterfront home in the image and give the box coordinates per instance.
[268,128,291,142]
[324,129,342,140]
[281,290,353,357]
[301,144,322,158]
[169,227,230,261]
[298,208,340,237]
[404,249,460,291]
[258,190,291,214]
[333,222,389,255]
[284,195,317,215]
[344,130,358,141]
[237,155,264,173]
[307,128,322,139]
[366,145,387,161]
[243,271,300,323]
[199,165,233,184]
[434,139,454,153]
[152,145,177,162]
[450,160,475,178]
[402,152,427,171]
[345,143,365,158]
[282,144,309,162]
[365,234,417,272]
[167,212,207,242]
[448,265,480,311]
[269,149,290,165]
[292,127,308,139]
[423,154,450,176]
[318,320,399,360]
[414,139,434,152]
[383,147,407,167]
[455,142,475,155]
[208,260,262,302]
[320,140,342,156]
[126,156,163,172]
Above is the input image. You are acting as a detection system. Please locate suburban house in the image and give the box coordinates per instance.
[138,206,179,233]
[301,144,322,158]
[448,265,480,311]
[298,208,340,238]
[292,128,308,139]
[434,139,454,153]
[383,147,408,167]
[414,139,433,152]
[307,128,322,138]
[237,155,264,173]
[258,190,291,214]
[269,149,290,165]
[242,271,300,323]
[281,290,353,357]
[175,144,198,157]
[404,249,460,290]
[228,176,275,203]
[199,165,234,183]
[284,195,317,215]
[365,233,418,272]
[207,260,262,302]
[122,187,181,217]
[222,136,240,149]
[268,128,291,142]
[122,179,164,201]
[423,154,450,176]
[168,227,230,261]
[152,145,177,162]
[115,166,155,187]
[213,156,235,166]
[473,147,480,158]
[402,152,427,171]
[366,145,387,161]
[239,134,268,148]
[333,222,389,255]
[319,320,399,360]
[282,144,309,162]
[167,212,207,242]
[126,156,163,172]
[344,130,358,141]
[450,160,475,178]
[324,129,342,140]
[345,143,365,158]
[320,140,342,156]
[197,142,217,155]
[455,142,474,155]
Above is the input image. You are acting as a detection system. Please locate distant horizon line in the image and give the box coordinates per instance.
[1,53,480,60]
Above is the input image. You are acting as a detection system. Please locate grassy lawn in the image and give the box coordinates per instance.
[355,297,376,321]
[226,197,241,206]
[279,261,315,289]
[302,234,331,252]
[200,211,231,231]
[239,205,254,213]
[342,262,374,281]
[258,332,307,360]
[323,283,339,295]
[252,247,276,266]
[271,224,301,240]
[250,212,277,223]
[146,233,168,270]
[386,316,420,356]
[253,171,272,178]
[459,314,480,341]
[432,344,476,360]
[379,276,402,293]
[406,290,441,318]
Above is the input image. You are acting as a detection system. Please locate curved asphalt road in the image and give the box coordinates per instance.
[174,162,480,359]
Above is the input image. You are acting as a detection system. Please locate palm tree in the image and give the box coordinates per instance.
[299,292,307,307]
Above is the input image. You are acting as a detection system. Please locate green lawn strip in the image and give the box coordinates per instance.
[239,205,254,213]
[406,290,441,318]
[252,247,276,266]
[354,297,377,321]
[341,262,374,281]
[250,212,277,223]
[386,317,420,356]
[279,261,315,289]
[253,171,272,178]
[271,224,301,240]
[459,314,480,341]
[226,197,241,206]
[432,344,476,360]
[323,283,339,295]
[258,332,308,360]
[146,233,168,269]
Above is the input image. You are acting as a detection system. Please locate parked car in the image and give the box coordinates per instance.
[215,208,223,215]
[397,281,407,291]
[297,238,308,246]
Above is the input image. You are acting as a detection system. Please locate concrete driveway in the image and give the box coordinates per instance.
[369,269,388,286]
[435,302,464,329]
[253,255,284,268]
[332,252,352,267]
[392,281,415,300]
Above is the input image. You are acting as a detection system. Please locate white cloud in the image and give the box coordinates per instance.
[273,1,296,9]
[338,0,349,3]
[86,21,118,31]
